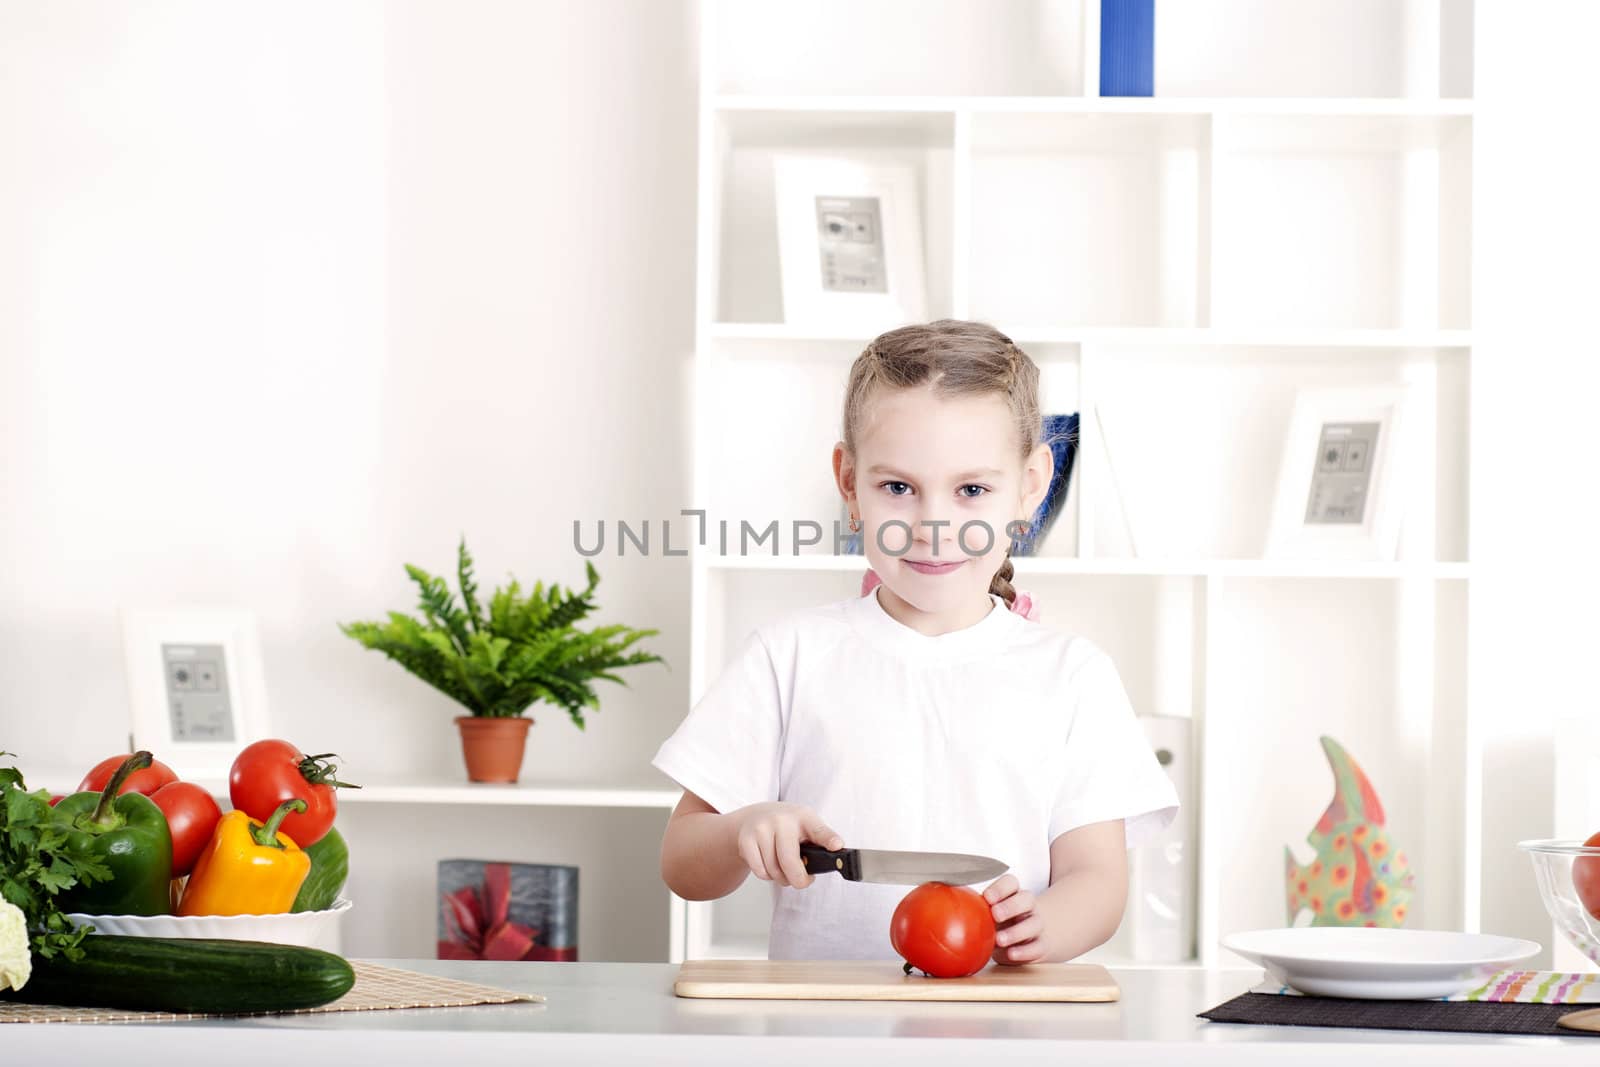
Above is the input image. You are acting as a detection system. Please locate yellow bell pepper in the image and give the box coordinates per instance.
[178,799,311,916]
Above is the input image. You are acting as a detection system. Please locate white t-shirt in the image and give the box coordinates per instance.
[651,585,1180,961]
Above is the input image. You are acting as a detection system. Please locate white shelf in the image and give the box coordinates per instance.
[696,937,770,961]
[714,95,1476,118]
[338,782,681,809]
[712,0,1472,100]
[686,0,1479,968]
[710,323,1473,349]
[26,769,681,810]
[701,555,1471,581]
[712,106,1470,330]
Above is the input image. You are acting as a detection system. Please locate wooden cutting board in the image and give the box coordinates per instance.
[674,959,1120,1002]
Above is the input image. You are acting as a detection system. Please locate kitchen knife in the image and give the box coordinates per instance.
[798,843,1008,886]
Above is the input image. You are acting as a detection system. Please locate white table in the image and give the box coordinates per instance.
[6,961,1596,1064]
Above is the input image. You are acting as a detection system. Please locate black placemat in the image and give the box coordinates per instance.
[1200,992,1598,1037]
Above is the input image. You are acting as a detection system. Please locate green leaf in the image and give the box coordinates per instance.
[339,540,667,729]
[2,761,103,958]
[465,632,511,676]
[405,563,473,654]
[457,536,484,633]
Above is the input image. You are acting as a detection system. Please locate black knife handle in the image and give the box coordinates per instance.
[799,843,860,880]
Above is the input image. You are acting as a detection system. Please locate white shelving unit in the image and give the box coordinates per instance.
[678,0,1476,966]
[27,770,681,811]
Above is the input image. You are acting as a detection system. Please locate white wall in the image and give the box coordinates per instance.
[1472,0,1600,966]
[0,0,698,961]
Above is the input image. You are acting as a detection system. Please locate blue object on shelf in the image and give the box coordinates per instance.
[1100,0,1155,97]
[1014,412,1079,557]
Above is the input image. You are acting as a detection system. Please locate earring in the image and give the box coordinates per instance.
[848,515,861,532]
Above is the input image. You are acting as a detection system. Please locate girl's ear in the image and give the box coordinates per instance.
[1019,441,1054,518]
[832,441,856,498]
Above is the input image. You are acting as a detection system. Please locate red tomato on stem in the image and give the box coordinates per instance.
[1574,831,1600,921]
[890,881,997,978]
[229,740,360,848]
[150,781,224,877]
[77,753,178,797]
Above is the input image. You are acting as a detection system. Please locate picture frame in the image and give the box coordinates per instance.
[1265,386,1411,561]
[120,608,272,779]
[772,154,927,331]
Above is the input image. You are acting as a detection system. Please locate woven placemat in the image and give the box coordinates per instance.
[0,961,544,1024]
[1250,969,1600,1004]
[1201,992,1599,1037]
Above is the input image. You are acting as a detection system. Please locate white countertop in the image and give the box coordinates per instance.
[6,960,1596,1065]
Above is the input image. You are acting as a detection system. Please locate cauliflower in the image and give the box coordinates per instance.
[0,899,29,991]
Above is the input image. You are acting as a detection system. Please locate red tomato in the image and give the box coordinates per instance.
[77,754,178,796]
[150,781,224,877]
[890,882,996,978]
[48,794,64,807]
[228,740,358,848]
[1574,830,1600,921]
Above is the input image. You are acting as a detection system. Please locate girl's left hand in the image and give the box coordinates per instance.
[982,874,1047,965]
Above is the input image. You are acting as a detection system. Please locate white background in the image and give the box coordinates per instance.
[0,0,697,961]
[0,0,1596,964]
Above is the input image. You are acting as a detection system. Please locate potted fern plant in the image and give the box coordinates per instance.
[340,539,665,783]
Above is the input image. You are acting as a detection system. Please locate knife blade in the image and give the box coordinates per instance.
[798,843,1008,886]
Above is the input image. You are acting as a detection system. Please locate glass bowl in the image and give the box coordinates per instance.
[1518,840,1600,964]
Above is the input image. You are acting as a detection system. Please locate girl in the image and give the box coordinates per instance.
[654,319,1179,964]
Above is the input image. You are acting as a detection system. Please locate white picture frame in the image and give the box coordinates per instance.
[120,608,272,780]
[772,154,927,331]
[1265,386,1411,561]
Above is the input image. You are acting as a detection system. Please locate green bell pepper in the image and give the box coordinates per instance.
[52,752,174,916]
[291,825,348,912]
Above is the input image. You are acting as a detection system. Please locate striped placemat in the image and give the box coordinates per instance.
[1250,969,1600,1004]
[0,961,543,1024]
[1201,992,1599,1036]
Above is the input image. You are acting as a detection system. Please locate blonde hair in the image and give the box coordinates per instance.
[842,319,1052,609]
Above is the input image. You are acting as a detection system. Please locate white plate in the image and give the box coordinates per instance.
[1222,927,1541,999]
[66,898,352,954]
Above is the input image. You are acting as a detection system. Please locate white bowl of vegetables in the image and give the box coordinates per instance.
[66,897,353,954]
[53,742,356,955]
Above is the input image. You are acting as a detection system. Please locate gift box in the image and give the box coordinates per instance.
[437,859,578,962]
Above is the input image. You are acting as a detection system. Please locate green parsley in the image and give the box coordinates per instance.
[0,752,107,961]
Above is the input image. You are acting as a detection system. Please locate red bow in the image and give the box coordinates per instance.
[437,862,577,962]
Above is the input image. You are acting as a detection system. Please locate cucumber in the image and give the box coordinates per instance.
[292,826,349,913]
[1,934,356,1014]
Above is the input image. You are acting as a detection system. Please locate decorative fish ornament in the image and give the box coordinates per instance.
[1285,736,1415,927]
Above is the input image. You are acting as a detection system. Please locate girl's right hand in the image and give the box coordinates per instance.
[733,802,844,889]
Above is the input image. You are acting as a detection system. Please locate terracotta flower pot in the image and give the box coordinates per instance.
[455,715,533,783]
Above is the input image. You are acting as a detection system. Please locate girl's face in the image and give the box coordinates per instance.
[834,385,1052,633]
